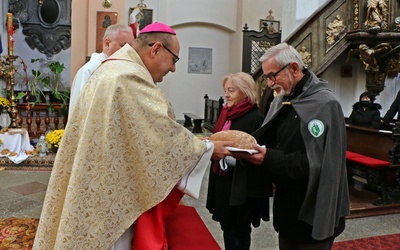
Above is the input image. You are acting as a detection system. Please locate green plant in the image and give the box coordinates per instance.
[29,60,47,105]
[1,88,26,102]
[29,59,70,116]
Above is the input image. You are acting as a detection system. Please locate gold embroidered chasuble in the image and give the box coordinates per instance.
[33,45,207,250]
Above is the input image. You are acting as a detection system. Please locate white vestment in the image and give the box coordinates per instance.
[68,52,107,116]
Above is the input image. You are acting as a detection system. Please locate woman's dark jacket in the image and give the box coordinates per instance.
[347,102,381,129]
[206,105,272,227]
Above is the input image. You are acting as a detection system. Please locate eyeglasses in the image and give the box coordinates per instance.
[262,63,291,82]
[149,43,180,64]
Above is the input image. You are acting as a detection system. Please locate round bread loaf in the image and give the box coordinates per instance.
[209,130,256,149]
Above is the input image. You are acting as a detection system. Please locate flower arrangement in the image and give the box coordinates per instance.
[45,129,64,149]
[0,96,10,110]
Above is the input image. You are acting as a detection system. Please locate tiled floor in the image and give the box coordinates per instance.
[1,168,400,249]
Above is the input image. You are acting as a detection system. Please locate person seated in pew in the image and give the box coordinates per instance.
[348,91,381,129]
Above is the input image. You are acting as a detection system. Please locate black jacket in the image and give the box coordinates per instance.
[206,105,272,227]
[383,90,400,123]
[348,102,381,129]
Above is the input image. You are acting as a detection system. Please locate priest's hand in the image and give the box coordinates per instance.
[232,144,266,165]
[211,141,233,161]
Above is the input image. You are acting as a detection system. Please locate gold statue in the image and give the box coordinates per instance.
[326,15,345,46]
[364,0,388,33]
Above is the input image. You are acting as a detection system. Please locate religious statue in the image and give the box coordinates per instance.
[326,15,345,46]
[364,0,388,33]
[394,16,400,32]
[267,22,276,34]
[348,43,400,93]
[299,46,311,68]
[350,43,392,73]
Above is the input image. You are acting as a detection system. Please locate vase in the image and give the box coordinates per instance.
[0,109,11,129]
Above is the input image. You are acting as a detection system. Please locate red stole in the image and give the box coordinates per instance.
[132,188,184,250]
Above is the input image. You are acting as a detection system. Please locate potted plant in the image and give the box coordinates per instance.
[29,59,70,116]
[29,62,47,104]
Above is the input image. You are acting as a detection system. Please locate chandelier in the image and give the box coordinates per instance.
[136,0,147,11]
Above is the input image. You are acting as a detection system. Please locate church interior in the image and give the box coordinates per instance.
[1,0,400,249]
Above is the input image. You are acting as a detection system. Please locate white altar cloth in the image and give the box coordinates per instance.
[0,132,34,164]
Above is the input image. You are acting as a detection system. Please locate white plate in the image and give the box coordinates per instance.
[225,146,258,154]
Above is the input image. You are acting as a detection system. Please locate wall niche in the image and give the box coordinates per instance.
[9,0,71,60]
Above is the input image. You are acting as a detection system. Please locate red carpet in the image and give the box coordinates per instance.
[0,206,220,250]
[332,233,400,250]
[166,205,221,250]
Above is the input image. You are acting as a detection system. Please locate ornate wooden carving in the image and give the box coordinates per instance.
[9,0,71,59]
[241,24,281,75]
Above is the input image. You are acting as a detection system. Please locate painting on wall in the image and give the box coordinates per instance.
[188,47,212,74]
[260,19,280,34]
[129,8,153,31]
[96,11,118,53]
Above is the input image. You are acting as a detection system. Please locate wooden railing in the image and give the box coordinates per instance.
[15,103,68,138]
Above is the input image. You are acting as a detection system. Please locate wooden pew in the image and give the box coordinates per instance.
[183,113,203,133]
[346,125,393,161]
[346,124,400,205]
[203,95,224,132]
[183,95,223,134]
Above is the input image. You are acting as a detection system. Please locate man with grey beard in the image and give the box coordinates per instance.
[233,42,350,250]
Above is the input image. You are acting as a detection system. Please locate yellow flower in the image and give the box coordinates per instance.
[45,129,64,148]
[0,96,10,110]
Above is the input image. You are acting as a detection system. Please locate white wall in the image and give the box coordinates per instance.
[158,25,231,118]
[132,0,282,120]
[320,54,366,117]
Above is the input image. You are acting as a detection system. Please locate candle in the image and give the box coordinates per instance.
[7,12,14,56]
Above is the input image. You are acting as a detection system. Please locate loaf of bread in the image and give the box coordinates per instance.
[209,130,256,149]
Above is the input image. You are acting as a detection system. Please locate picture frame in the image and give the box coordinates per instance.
[96,11,118,53]
[341,65,352,77]
[188,47,212,74]
[129,8,153,30]
[260,19,280,33]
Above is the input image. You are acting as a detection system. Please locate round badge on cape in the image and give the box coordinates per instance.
[308,119,324,138]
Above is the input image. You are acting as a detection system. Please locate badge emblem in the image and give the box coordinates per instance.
[308,119,324,138]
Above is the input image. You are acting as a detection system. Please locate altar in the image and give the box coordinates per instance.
[0,132,34,164]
